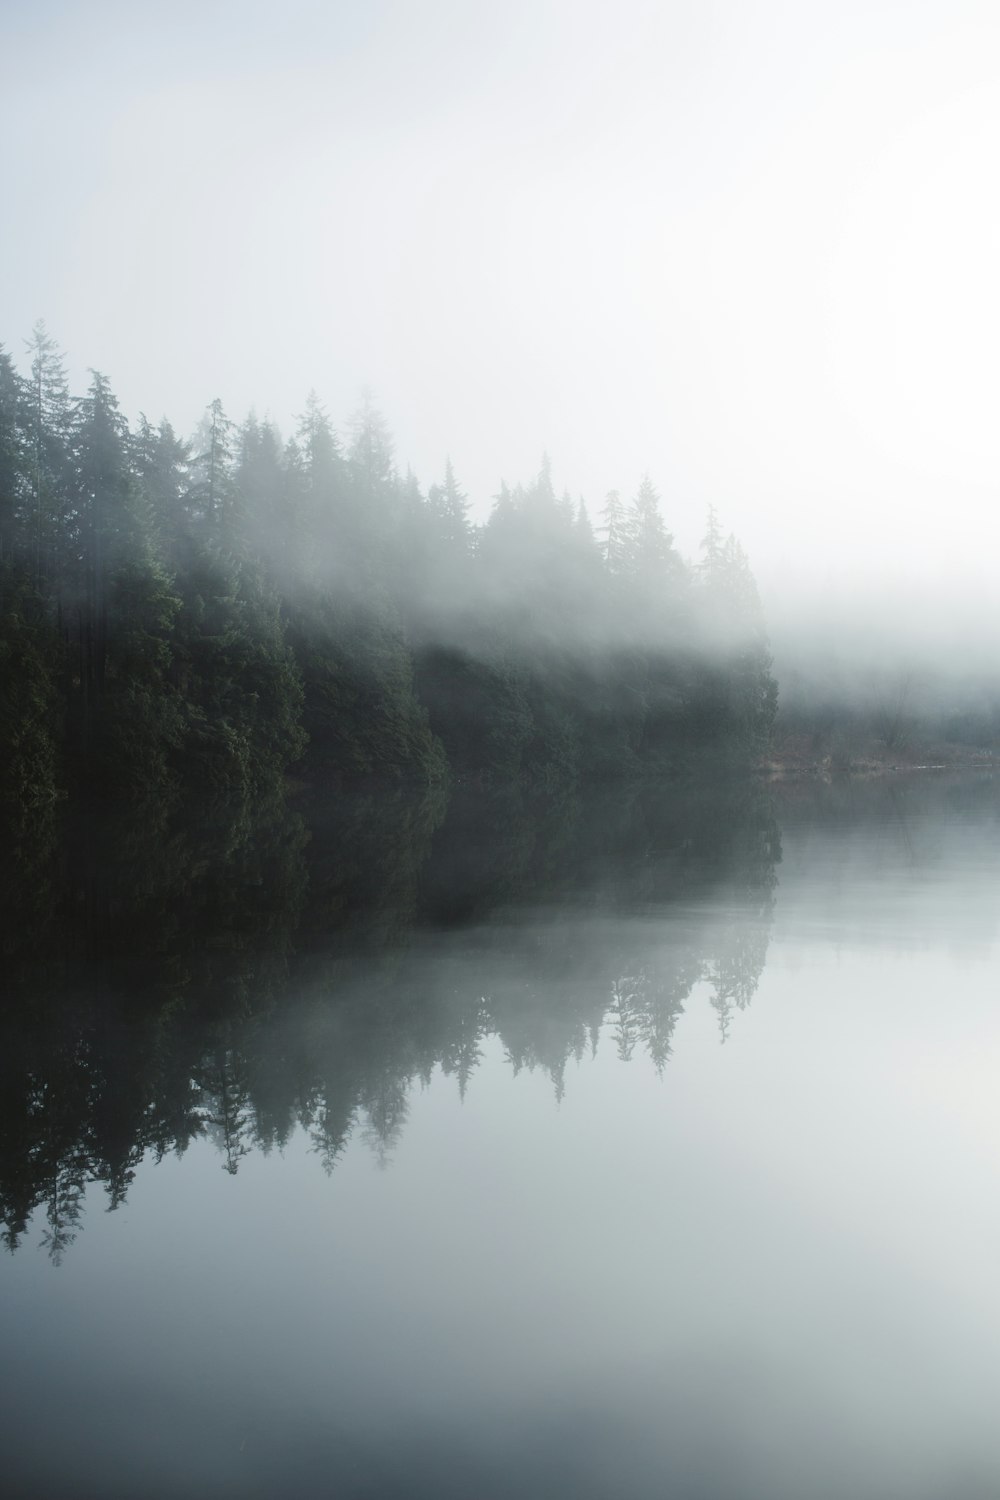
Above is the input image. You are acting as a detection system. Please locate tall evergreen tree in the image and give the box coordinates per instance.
[624,475,684,585]
[599,490,627,573]
[0,346,28,565]
[189,398,240,551]
[25,321,72,591]
[295,391,345,582]
[428,457,470,554]
[131,416,192,564]
[67,370,134,740]
[0,326,780,802]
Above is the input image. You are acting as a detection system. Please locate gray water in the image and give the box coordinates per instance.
[3,776,1000,1498]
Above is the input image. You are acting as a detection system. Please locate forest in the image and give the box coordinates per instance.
[0,325,777,810]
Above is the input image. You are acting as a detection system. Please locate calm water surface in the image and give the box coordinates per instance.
[3,776,1000,1498]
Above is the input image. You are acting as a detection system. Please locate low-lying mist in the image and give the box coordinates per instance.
[6,323,997,811]
[765,572,1000,760]
[0,328,779,805]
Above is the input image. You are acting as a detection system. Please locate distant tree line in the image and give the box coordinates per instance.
[0,324,777,805]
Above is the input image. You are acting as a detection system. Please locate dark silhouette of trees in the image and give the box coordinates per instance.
[0,327,777,805]
[0,778,779,1261]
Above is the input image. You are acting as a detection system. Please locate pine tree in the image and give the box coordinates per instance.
[67,370,134,740]
[428,456,470,553]
[0,569,61,808]
[0,345,29,565]
[24,321,72,592]
[131,416,192,564]
[348,390,394,496]
[71,372,188,786]
[189,398,240,551]
[599,490,627,573]
[235,413,286,577]
[295,391,344,582]
[700,504,723,574]
[624,474,683,584]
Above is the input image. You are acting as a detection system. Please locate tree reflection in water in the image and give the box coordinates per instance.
[0,778,779,1259]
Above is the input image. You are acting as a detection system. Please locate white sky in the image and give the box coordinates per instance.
[4,0,1000,605]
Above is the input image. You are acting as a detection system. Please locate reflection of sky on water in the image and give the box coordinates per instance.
[5,783,1000,1497]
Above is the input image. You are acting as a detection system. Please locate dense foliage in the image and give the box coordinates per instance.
[0,326,776,804]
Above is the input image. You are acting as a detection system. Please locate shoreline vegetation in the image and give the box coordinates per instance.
[763,735,997,780]
[1,325,777,815]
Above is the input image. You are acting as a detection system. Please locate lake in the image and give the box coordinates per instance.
[3,774,1000,1499]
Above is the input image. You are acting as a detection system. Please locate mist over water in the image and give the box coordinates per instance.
[4,776,1000,1498]
[6,3,1000,1495]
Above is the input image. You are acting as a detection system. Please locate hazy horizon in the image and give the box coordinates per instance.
[7,13,1000,1488]
[6,0,1000,609]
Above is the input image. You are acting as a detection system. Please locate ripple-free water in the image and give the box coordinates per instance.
[3,777,1000,1498]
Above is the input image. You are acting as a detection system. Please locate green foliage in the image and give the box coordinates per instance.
[0,569,60,807]
[171,552,306,793]
[289,590,445,783]
[415,645,533,780]
[0,345,29,564]
[0,329,777,807]
[94,559,186,791]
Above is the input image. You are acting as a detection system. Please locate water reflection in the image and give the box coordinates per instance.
[8,773,1000,1500]
[0,778,778,1260]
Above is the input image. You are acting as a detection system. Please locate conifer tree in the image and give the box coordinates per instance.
[624,475,683,585]
[189,398,240,551]
[599,490,627,573]
[0,346,28,565]
[347,391,396,574]
[0,324,780,800]
[25,321,72,592]
[131,416,192,564]
[295,391,344,581]
[236,413,286,576]
[68,370,134,734]
[428,456,470,554]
